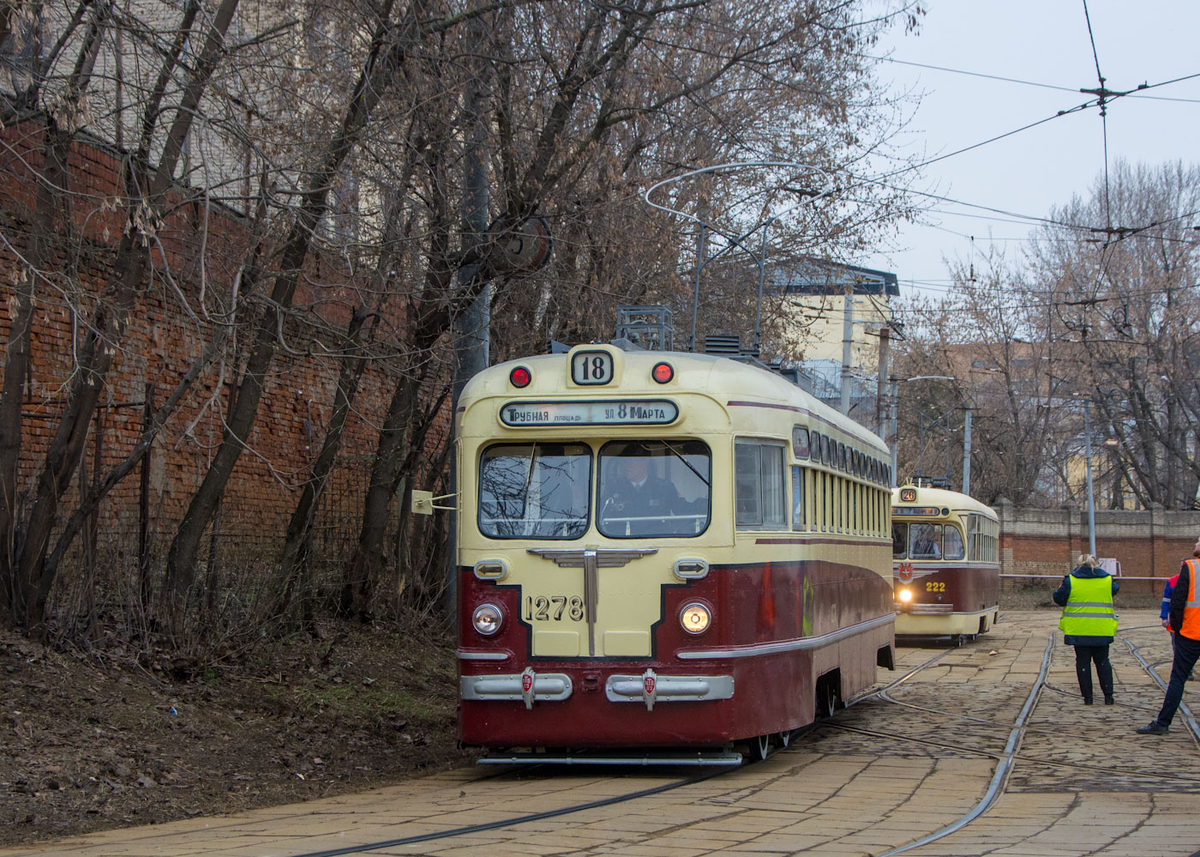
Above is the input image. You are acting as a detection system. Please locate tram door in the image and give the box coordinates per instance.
[477,439,711,658]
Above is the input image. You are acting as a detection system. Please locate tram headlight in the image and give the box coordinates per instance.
[679,602,712,635]
[472,603,504,636]
[897,588,913,603]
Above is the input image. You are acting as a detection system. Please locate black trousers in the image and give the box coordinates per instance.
[1073,644,1114,701]
[1155,633,1200,726]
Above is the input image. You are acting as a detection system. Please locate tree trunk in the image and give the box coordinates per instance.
[164,1,413,606]
[275,306,373,618]
[4,0,239,632]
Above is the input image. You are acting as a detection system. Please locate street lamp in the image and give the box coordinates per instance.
[1103,437,1120,509]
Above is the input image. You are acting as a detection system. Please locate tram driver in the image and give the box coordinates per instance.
[910,524,943,560]
[599,449,704,537]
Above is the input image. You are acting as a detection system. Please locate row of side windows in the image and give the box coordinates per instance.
[734,438,890,537]
[966,513,1000,563]
[791,426,891,487]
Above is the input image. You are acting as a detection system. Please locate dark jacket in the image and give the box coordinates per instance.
[1169,561,1193,639]
[1053,564,1120,645]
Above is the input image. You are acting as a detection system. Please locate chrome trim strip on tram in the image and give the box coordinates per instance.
[460,668,573,709]
[894,603,954,615]
[677,612,895,660]
[605,670,734,710]
[456,650,510,661]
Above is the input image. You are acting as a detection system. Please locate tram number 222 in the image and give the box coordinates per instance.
[925,581,946,592]
[525,595,586,622]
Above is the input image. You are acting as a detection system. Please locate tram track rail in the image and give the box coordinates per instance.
[866,634,1053,856]
[271,641,966,856]
[283,764,738,857]
[113,620,1200,857]
[1119,628,1200,746]
[851,624,1200,856]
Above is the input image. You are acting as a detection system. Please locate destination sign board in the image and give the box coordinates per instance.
[500,400,678,427]
[892,506,944,517]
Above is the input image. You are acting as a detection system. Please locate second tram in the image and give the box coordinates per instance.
[891,485,1000,643]
[451,342,896,762]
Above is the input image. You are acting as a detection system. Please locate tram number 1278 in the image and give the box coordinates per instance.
[524,595,587,622]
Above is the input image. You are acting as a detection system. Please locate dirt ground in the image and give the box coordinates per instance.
[0,618,474,847]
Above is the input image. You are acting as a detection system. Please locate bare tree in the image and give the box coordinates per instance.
[1028,160,1200,509]
[0,0,243,633]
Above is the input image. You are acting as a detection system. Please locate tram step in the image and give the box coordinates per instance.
[477,749,743,766]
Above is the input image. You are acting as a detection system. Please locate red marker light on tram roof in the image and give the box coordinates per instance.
[509,366,532,388]
[652,362,674,383]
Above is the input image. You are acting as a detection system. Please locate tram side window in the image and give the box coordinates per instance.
[478,443,591,539]
[597,440,711,539]
[735,440,786,529]
[792,426,810,459]
[892,522,907,558]
[817,470,827,531]
[791,466,806,530]
[970,515,999,563]
[943,525,965,560]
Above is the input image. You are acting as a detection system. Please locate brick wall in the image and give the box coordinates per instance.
[996,500,1200,594]
[0,121,452,567]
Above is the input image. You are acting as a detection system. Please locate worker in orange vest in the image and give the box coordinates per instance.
[1137,536,1200,735]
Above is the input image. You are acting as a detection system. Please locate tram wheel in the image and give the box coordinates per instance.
[751,734,771,761]
[775,729,792,749]
[820,682,839,717]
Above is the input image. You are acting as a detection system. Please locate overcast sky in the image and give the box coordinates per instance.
[859,0,1200,299]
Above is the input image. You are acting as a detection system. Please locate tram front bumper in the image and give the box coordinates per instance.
[460,667,733,711]
[894,602,954,615]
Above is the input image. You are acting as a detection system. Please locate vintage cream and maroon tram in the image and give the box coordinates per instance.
[891,485,1001,643]
[453,342,895,762]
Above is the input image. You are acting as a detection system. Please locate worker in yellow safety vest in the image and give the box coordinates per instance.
[1138,536,1200,735]
[1053,554,1119,705]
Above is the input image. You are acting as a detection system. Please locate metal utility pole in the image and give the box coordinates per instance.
[962,403,972,496]
[1084,401,1097,557]
[888,374,898,488]
[447,35,492,626]
[840,290,854,415]
[875,325,890,436]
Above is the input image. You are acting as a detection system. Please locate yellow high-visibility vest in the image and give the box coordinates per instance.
[1058,574,1116,637]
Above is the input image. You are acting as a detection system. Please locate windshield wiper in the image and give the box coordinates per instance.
[662,440,710,487]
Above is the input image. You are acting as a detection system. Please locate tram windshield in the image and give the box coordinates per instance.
[478,443,591,539]
[892,522,965,561]
[597,440,711,538]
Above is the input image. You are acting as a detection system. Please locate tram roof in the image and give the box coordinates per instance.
[461,345,888,453]
[892,484,998,519]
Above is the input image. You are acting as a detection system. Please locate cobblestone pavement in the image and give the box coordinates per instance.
[3,610,1197,857]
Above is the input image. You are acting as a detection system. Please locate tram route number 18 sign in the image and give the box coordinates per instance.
[501,399,679,427]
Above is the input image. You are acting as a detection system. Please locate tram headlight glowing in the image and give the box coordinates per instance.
[680,602,712,635]
[898,588,913,603]
[472,603,504,636]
